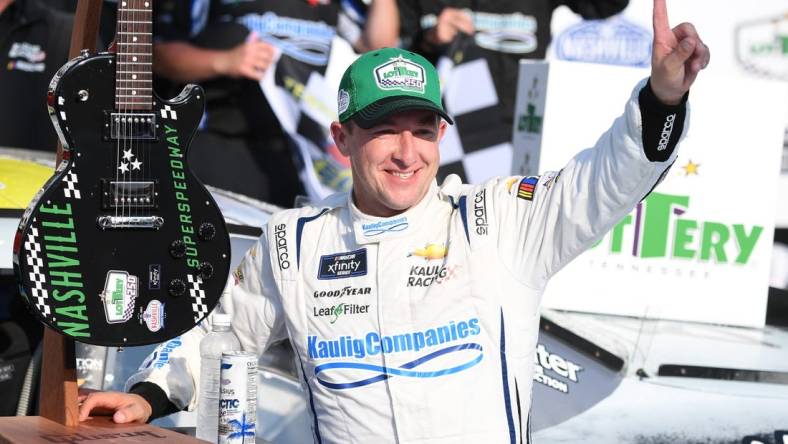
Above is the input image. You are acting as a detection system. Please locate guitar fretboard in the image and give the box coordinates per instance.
[115,0,153,111]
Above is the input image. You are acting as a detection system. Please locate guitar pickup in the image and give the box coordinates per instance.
[104,112,157,141]
[101,180,158,209]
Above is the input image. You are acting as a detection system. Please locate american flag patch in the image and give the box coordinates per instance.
[517,176,539,201]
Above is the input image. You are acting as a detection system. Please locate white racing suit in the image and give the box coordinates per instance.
[127,79,687,443]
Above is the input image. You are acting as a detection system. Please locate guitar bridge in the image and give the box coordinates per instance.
[97,215,164,230]
[104,112,157,140]
[101,180,158,209]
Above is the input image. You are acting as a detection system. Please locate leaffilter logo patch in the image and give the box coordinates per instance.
[374,55,426,93]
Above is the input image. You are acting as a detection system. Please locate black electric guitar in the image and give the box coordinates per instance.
[13,1,230,346]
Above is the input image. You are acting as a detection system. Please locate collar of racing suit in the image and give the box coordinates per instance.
[349,179,440,245]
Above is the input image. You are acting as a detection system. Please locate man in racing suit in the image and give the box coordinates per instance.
[78,1,710,442]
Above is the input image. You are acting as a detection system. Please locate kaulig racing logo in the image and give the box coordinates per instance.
[362,216,408,236]
[238,12,335,66]
[593,192,763,264]
[735,14,788,81]
[308,318,483,389]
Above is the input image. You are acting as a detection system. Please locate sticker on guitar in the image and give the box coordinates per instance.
[100,270,138,324]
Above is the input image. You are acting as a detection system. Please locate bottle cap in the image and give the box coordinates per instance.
[212,313,232,326]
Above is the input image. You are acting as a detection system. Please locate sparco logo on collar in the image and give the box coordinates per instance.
[274,224,290,269]
[319,248,367,279]
[473,190,488,235]
[374,55,426,93]
[657,114,676,151]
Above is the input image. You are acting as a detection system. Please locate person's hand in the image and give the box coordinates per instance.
[649,0,710,105]
[78,389,153,424]
[216,32,275,81]
[425,8,474,47]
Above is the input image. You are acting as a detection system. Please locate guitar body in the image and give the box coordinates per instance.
[13,52,230,346]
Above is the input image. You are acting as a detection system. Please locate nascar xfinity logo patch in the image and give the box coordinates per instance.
[318,248,368,280]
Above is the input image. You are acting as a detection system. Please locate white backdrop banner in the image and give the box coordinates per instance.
[511,2,788,326]
[549,1,788,223]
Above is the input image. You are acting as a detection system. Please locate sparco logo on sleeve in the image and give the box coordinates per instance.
[318,248,367,279]
[473,190,488,235]
[657,113,676,151]
[274,224,290,270]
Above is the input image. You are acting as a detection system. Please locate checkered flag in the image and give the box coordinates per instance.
[63,166,81,199]
[24,223,51,317]
[256,34,358,201]
[436,34,514,185]
[188,274,208,323]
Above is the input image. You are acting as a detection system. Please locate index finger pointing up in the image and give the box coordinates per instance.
[653,0,671,38]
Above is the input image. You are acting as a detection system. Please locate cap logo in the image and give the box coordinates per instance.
[338,89,350,114]
[373,55,426,94]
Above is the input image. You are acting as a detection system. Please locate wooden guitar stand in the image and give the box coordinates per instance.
[0,1,204,442]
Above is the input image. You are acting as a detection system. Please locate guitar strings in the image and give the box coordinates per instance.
[131,0,137,222]
[114,1,122,222]
[123,1,129,223]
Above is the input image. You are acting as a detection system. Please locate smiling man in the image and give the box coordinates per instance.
[79,1,710,442]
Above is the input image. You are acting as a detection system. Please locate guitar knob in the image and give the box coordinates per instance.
[198,223,216,241]
[198,262,214,280]
[168,278,186,297]
[169,240,186,258]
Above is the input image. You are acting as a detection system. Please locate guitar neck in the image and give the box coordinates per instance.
[115,0,153,111]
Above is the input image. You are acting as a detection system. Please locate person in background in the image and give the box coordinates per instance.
[149,0,398,208]
[398,0,629,171]
[77,2,709,442]
[0,0,72,152]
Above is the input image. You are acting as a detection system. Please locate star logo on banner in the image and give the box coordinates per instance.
[130,159,142,171]
[123,149,134,161]
[682,159,700,176]
[118,162,129,173]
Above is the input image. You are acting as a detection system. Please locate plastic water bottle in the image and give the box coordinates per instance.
[197,313,241,443]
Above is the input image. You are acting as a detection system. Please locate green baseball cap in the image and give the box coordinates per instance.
[337,47,453,128]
